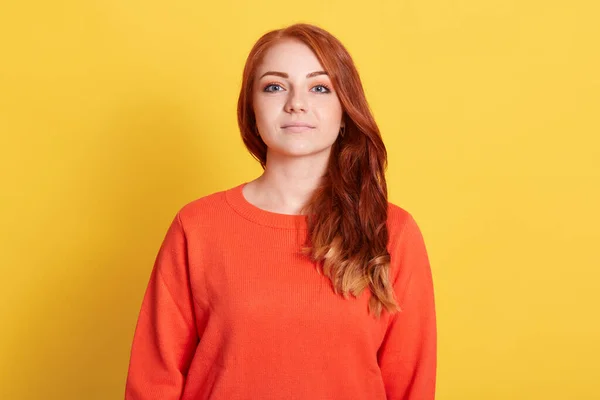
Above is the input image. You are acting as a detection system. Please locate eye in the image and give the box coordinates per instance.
[311,84,331,94]
[263,83,284,92]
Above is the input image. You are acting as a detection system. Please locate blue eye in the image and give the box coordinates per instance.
[312,84,331,93]
[264,84,283,92]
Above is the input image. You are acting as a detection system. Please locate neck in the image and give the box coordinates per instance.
[246,149,331,215]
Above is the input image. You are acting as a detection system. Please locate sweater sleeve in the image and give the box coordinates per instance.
[378,213,437,400]
[124,212,199,400]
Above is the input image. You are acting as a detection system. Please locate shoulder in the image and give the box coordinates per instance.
[172,184,239,231]
[386,201,418,239]
[179,188,227,216]
[385,200,431,284]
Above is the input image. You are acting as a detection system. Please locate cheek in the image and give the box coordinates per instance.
[252,101,268,125]
[253,97,282,123]
[316,98,343,124]
[330,95,343,114]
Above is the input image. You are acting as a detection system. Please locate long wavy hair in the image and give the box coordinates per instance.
[237,23,400,318]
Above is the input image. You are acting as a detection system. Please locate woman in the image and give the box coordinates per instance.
[124,23,436,400]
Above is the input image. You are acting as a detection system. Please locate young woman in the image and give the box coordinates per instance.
[125,23,437,400]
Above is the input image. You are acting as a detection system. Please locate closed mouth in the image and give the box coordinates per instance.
[281,124,315,129]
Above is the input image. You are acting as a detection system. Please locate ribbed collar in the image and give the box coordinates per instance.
[225,182,309,230]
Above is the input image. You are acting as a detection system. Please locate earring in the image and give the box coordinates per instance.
[339,126,345,137]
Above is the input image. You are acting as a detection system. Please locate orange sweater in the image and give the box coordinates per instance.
[124,183,437,399]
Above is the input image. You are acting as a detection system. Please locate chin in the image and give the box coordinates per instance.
[268,144,334,158]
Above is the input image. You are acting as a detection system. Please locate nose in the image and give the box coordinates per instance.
[284,89,307,113]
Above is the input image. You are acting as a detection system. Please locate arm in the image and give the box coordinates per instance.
[124,212,199,399]
[378,214,437,399]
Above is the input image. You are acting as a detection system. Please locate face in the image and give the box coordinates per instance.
[252,39,344,159]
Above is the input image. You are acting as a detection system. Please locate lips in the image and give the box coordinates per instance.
[281,122,315,129]
[281,123,315,133]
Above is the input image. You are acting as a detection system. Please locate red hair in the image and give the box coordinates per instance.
[237,23,399,318]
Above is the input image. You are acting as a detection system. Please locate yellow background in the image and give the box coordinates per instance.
[1,1,598,399]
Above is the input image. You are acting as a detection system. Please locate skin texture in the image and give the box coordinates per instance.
[243,38,345,215]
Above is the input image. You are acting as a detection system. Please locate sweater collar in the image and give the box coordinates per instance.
[225,182,309,230]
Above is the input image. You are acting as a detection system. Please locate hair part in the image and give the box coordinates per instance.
[237,23,400,318]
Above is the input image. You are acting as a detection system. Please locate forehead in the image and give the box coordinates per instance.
[256,39,325,77]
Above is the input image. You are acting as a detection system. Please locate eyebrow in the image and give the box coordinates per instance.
[259,70,329,79]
